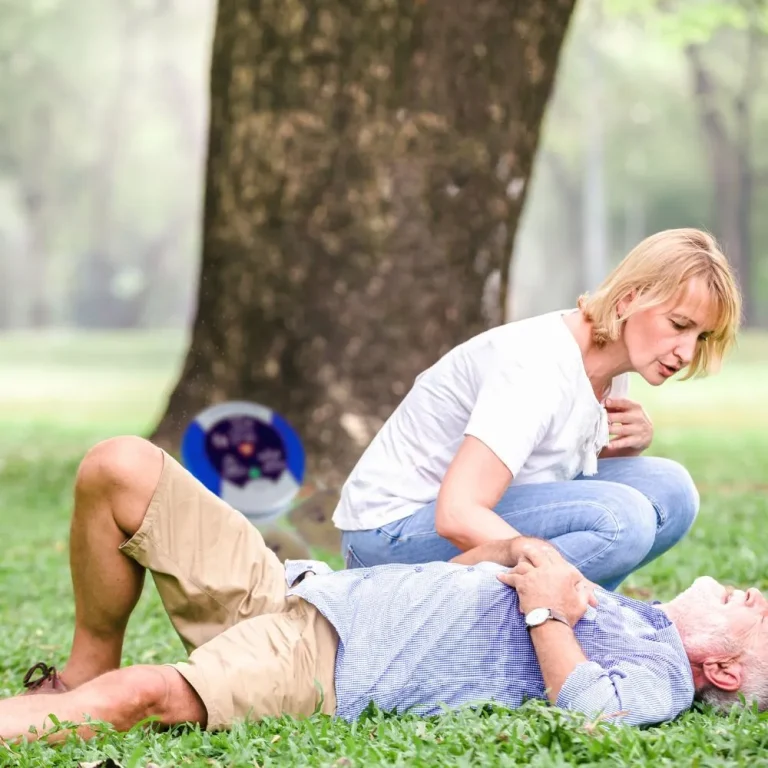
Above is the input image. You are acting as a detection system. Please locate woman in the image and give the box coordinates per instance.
[332,228,742,590]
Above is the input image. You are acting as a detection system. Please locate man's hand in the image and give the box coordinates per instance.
[497,547,597,626]
[600,397,653,457]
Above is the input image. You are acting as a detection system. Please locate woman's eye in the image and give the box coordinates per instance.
[671,320,686,331]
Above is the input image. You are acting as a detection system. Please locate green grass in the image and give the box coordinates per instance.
[0,330,767,766]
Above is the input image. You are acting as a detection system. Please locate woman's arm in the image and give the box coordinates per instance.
[436,352,564,552]
[435,435,521,551]
[449,534,563,567]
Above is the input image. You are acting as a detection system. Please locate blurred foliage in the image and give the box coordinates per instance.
[513,0,768,325]
[0,0,214,329]
[604,0,766,43]
[0,0,766,329]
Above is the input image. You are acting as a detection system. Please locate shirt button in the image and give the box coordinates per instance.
[363,573,371,579]
[415,566,423,572]
[467,567,474,572]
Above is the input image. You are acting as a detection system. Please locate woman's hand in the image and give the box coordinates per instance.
[601,398,653,457]
[509,537,565,569]
[449,534,561,569]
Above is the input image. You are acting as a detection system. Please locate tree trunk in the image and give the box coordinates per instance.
[151,0,577,483]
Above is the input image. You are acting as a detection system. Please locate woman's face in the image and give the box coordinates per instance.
[620,277,717,385]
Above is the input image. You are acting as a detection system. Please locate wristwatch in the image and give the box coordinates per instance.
[524,607,570,631]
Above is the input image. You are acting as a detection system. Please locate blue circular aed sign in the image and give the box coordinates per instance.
[181,401,306,524]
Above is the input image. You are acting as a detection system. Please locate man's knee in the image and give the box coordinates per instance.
[76,436,161,493]
[75,436,163,534]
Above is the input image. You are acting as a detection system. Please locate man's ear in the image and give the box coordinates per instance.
[701,658,743,692]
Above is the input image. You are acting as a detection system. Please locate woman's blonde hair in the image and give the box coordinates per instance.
[578,228,742,379]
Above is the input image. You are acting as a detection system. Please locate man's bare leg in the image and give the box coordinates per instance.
[2,665,206,743]
[57,437,165,689]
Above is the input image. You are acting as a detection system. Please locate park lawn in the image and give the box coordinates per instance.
[0,330,766,766]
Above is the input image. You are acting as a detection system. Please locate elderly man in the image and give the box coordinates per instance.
[4,438,766,742]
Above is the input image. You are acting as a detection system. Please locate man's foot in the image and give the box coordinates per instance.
[21,663,69,695]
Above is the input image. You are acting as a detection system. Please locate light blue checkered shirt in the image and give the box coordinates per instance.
[284,559,694,726]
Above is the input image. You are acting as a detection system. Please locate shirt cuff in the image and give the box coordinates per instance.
[555,660,621,718]
[284,559,334,587]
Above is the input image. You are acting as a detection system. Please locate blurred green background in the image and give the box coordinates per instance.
[2,0,767,332]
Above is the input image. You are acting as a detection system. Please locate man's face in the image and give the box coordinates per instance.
[667,576,768,662]
[619,277,716,385]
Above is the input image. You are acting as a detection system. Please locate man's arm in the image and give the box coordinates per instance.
[554,648,694,727]
[498,552,597,699]
[500,554,689,726]
[527,621,588,703]
[284,559,334,587]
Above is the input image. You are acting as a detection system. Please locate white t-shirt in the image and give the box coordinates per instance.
[332,310,629,532]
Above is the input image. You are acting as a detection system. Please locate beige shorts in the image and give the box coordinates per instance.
[119,450,339,730]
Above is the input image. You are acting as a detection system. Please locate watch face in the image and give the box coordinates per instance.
[525,608,551,626]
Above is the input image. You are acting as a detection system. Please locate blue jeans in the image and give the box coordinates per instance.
[340,457,699,591]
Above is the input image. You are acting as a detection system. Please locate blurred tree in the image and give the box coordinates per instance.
[510,0,714,319]
[0,0,76,327]
[69,0,212,328]
[605,0,768,326]
[685,21,765,327]
[0,0,213,329]
[71,2,148,328]
[151,0,578,480]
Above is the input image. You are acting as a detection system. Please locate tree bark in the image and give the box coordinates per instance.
[151,0,577,482]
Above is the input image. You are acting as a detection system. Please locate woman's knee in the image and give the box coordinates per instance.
[640,457,700,539]
[576,487,658,581]
[75,436,164,534]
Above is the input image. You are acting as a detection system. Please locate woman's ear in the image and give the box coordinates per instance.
[617,290,636,319]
